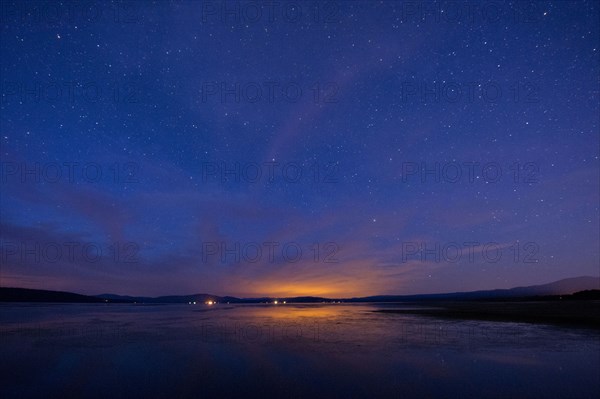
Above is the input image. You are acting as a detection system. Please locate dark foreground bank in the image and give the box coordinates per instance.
[374,300,600,329]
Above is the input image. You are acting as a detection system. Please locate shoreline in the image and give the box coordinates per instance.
[374,300,600,329]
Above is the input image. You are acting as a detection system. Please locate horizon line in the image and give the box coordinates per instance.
[1,275,598,300]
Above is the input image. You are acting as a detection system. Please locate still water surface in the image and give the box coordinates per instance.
[1,303,598,398]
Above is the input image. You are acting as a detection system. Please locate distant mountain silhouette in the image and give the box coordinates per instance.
[0,287,104,303]
[349,276,600,302]
[95,293,248,304]
[2,276,598,303]
[94,293,328,304]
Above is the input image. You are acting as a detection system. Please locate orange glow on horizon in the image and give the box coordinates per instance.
[221,258,427,298]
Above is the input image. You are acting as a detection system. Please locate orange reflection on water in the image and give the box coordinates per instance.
[229,303,357,321]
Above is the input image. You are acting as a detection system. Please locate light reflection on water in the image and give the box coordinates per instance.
[1,303,598,398]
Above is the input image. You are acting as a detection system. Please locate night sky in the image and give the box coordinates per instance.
[1,1,598,297]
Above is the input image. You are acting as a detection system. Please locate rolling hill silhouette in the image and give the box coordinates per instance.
[1,276,598,303]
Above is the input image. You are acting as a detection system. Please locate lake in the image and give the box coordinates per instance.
[1,303,598,398]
